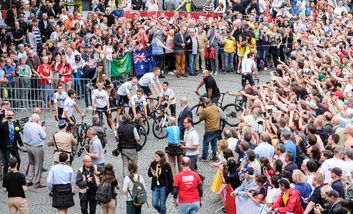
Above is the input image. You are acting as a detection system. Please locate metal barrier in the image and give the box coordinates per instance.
[0,77,92,109]
[5,99,46,122]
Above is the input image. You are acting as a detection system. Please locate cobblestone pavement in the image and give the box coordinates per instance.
[0,72,269,214]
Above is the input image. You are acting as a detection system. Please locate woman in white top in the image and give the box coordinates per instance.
[123,162,146,214]
[147,0,159,11]
[165,29,175,73]
[102,37,114,78]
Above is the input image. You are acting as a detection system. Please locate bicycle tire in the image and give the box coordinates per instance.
[137,125,147,148]
[152,115,168,139]
[222,103,243,127]
[190,103,203,125]
[139,115,150,135]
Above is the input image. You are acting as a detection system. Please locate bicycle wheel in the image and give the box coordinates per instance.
[139,115,150,135]
[152,115,168,139]
[222,103,243,127]
[190,103,203,125]
[137,125,147,148]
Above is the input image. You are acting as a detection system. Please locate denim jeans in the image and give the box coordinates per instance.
[152,186,167,214]
[224,52,234,73]
[179,201,200,214]
[84,82,91,107]
[187,52,196,75]
[257,49,268,67]
[42,84,53,106]
[80,198,97,214]
[3,147,21,175]
[201,131,219,159]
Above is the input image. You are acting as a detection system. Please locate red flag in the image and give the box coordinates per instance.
[220,184,236,214]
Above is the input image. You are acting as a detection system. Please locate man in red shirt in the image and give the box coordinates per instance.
[173,157,203,214]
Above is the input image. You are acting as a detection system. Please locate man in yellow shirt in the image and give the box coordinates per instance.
[223,30,236,73]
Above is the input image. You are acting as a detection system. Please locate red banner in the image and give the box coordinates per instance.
[124,10,220,20]
[219,184,236,214]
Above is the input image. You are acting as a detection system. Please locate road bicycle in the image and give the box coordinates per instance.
[72,115,88,156]
[190,92,243,127]
[151,100,170,139]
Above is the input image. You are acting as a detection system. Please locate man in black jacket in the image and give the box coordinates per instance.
[0,110,24,175]
[177,97,192,138]
[117,114,140,177]
[76,155,99,214]
[185,29,199,76]
[174,26,187,77]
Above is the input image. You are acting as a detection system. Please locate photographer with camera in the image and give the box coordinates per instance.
[47,119,77,166]
[76,155,100,214]
[116,113,140,177]
[84,127,105,171]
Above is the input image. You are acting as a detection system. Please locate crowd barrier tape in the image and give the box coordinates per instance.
[124,10,221,19]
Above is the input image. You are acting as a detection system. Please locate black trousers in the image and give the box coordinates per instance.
[80,198,97,214]
[154,54,165,72]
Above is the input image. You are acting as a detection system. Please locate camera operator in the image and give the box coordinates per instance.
[84,127,105,171]
[76,155,100,214]
[47,119,77,166]
[116,113,140,177]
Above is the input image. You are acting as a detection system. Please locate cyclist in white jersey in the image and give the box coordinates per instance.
[241,51,257,89]
[92,82,116,133]
[157,81,177,117]
[116,77,138,125]
[129,88,148,120]
[54,84,68,120]
[138,67,162,108]
[63,89,85,126]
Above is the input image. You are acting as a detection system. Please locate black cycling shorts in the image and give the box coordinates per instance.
[96,106,112,118]
[138,84,152,96]
[116,95,129,108]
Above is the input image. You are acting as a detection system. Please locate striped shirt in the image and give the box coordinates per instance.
[203,3,214,12]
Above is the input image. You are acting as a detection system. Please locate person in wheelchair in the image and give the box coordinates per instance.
[129,88,148,121]
[157,81,176,117]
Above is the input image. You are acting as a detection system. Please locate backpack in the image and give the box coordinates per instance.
[128,175,147,206]
[95,181,112,204]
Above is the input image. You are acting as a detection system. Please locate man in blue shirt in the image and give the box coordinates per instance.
[281,130,297,162]
[165,117,182,177]
[47,152,75,213]
[255,132,275,159]
[23,113,46,188]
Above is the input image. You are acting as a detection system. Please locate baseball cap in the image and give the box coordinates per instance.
[330,167,342,176]
[327,190,339,198]
[245,167,254,175]
[307,100,318,110]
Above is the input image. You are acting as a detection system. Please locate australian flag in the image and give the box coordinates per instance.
[133,48,156,78]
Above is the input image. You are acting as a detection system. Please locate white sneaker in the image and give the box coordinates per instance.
[214,71,218,75]
[168,71,175,76]
[210,71,214,75]
[86,106,93,110]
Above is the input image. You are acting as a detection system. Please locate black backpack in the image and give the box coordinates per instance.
[95,181,112,204]
[128,175,147,206]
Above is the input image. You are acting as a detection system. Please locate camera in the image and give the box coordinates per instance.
[77,144,88,157]
[112,148,120,157]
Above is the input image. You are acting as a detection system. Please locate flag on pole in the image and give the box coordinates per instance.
[111,52,132,77]
[133,48,156,77]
